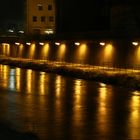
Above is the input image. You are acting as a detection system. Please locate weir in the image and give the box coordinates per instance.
[0,39,140,69]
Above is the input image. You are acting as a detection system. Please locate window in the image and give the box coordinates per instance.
[49,16,54,22]
[41,16,46,22]
[48,5,52,10]
[38,4,43,11]
[33,16,37,22]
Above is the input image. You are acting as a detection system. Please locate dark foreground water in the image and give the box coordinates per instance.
[0,64,140,140]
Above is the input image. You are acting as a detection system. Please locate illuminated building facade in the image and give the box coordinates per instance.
[26,0,56,35]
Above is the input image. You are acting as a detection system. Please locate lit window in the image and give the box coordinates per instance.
[49,16,54,22]
[33,16,37,22]
[38,4,43,11]
[41,16,46,22]
[44,29,54,34]
[48,5,52,10]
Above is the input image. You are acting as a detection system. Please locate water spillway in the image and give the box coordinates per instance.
[0,39,140,69]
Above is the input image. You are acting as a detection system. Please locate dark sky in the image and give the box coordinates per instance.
[0,0,24,31]
[0,0,24,19]
[57,0,111,32]
[0,0,138,33]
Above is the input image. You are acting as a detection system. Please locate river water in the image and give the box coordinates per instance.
[0,64,140,140]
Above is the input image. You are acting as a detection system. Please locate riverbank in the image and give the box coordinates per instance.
[1,56,140,90]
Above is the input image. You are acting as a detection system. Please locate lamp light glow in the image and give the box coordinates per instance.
[39,42,44,46]
[75,42,80,46]
[15,42,20,45]
[100,42,106,46]
[55,42,60,46]
[132,42,139,46]
[26,42,31,45]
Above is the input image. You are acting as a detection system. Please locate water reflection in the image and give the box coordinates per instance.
[39,72,46,95]
[26,69,34,94]
[0,65,140,140]
[129,91,140,139]
[15,68,21,91]
[73,80,86,129]
[97,83,112,136]
[9,69,15,90]
[55,75,65,98]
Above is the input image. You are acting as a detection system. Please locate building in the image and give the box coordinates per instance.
[25,0,56,35]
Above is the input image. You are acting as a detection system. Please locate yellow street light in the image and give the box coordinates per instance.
[99,42,106,46]
[132,42,139,46]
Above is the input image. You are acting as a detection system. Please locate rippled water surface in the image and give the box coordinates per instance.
[0,64,140,140]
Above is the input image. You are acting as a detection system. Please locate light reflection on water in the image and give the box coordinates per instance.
[0,64,140,140]
[97,83,111,135]
[129,92,140,139]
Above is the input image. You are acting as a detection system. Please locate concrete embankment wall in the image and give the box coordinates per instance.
[0,39,140,69]
[1,57,140,90]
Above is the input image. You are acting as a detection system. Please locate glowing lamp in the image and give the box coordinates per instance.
[55,42,60,46]
[15,42,20,45]
[39,42,44,46]
[100,42,106,46]
[132,42,139,46]
[75,42,80,46]
[26,42,31,45]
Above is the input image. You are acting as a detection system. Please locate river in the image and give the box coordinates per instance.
[0,64,140,140]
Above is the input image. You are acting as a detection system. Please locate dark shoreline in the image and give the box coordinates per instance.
[0,56,140,91]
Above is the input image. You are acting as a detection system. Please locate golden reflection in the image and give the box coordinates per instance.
[74,80,82,103]
[9,69,15,90]
[39,72,46,95]
[41,43,50,59]
[104,44,114,62]
[55,75,64,98]
[57,44,66,60]
[97,82,111,134]
[15,68,21,91]
[55,75,65,122]
[73,79,86,126]
[26,69,33,94]
[129,93,140,139]
[29,43,35,58]
[98,83,107,110]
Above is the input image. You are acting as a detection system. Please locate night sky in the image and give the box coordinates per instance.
[0,0,24,19]
[0,0,139,33]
